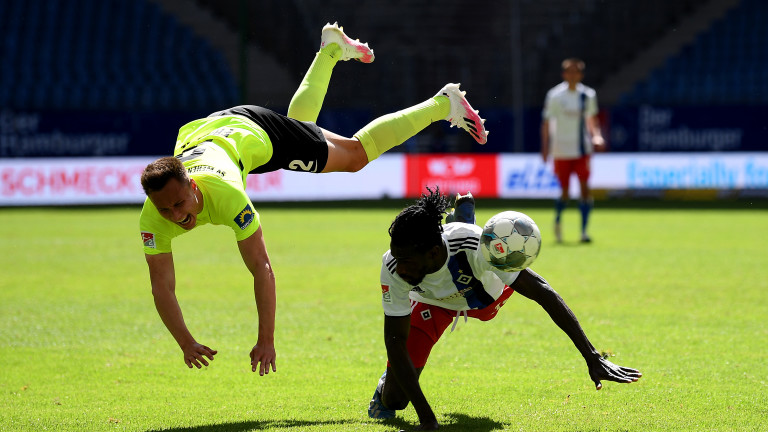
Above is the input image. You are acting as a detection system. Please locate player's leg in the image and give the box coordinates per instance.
[287,23,374,123]
[368,303,453,419]
[553,159,572,243]
[323,84,488,173]
[445,191,476,224]
[575,155,593,243]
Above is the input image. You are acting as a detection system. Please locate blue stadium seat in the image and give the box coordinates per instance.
[1,0,239,111]
[621,0,767,106]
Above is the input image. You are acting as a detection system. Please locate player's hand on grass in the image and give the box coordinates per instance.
[250,343,277,376]
[588,356,642,390]
[182,342,217,369]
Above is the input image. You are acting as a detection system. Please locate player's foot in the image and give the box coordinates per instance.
[320,22,375,63]
[368,371,396,419]
[580,233,592,243]
[554,222,563,243]
[445,192,476,224]
[435,83,488,144]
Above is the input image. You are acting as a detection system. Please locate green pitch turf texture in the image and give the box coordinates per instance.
[1,202,766,432]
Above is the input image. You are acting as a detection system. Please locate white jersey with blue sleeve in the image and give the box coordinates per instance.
[379,223,521,316]
[542,82,599,159]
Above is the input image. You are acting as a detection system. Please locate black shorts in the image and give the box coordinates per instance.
[208,105,329,174]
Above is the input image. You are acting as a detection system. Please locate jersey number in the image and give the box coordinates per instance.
[289,159,315,172]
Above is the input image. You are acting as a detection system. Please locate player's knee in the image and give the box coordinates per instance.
[346,154,369,172]
[342,144,369,172]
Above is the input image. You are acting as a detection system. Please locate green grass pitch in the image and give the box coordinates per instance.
[1,202,766,431]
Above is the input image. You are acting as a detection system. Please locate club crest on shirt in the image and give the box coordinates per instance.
[456,274,474,285]
[141,231,156,248]
[420,309,432,321]
[381,284,391,303]
[234,205,255,230]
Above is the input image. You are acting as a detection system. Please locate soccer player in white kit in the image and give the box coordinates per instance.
[367,189,641,430]
[541,58,605,243]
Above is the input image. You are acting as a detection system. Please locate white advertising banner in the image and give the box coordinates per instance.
[0,157,150,205]
[497,155,562,198]
[0,155,405,206]
[592,152,768,190]
[243,154,404,201]
[498,152,768,198]
[1,153,766,205]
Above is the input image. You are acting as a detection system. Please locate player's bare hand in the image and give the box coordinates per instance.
[250,343,277,376]
[588,356,642,390]
[181,342,217,369]
[592,135,606,151]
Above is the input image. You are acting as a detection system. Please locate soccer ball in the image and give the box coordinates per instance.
[480,211,541,272]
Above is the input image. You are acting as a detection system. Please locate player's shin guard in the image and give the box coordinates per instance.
[287,47,340,122]
[554,198,567,223]
[554,198,566,242]
[355,97,450,162]
[579,198,593,238]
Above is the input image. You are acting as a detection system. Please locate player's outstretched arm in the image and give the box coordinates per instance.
[511,268,641,389]
[146,252,218,368]
[238,226,277,376]
[384,315,439,430]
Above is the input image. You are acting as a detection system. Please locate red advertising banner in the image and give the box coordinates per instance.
[405,153,498,198]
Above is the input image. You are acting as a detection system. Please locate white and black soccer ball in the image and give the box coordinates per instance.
[480,211,541,272]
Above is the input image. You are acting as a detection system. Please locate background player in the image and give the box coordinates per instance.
[541,58,605,243]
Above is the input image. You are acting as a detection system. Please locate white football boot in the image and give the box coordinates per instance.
[320,22,375,63]
[435,83,488,144]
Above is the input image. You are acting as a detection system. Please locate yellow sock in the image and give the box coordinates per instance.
[354,96,450,162]
[287,45,342,122]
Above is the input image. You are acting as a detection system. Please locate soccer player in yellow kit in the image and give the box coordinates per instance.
[139,23,489,375]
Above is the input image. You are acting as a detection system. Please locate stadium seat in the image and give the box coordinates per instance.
[1,0,239,111]
[620,0,767,106]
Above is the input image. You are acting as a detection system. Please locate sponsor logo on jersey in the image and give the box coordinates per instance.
[210,127,234,138]
[176,147,206,163]
[141,231,156,248]
[420,309,432,321]
[234,205,255,230]
[187,165,225,177]
[381,284,391,303]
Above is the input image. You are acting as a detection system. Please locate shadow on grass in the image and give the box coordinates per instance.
[382,412,506,432]
[145,419,357,432]
[145,413,506,432]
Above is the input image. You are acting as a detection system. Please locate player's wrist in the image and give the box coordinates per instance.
[256,333,275,345]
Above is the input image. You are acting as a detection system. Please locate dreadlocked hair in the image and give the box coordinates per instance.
[389,187,451,252]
